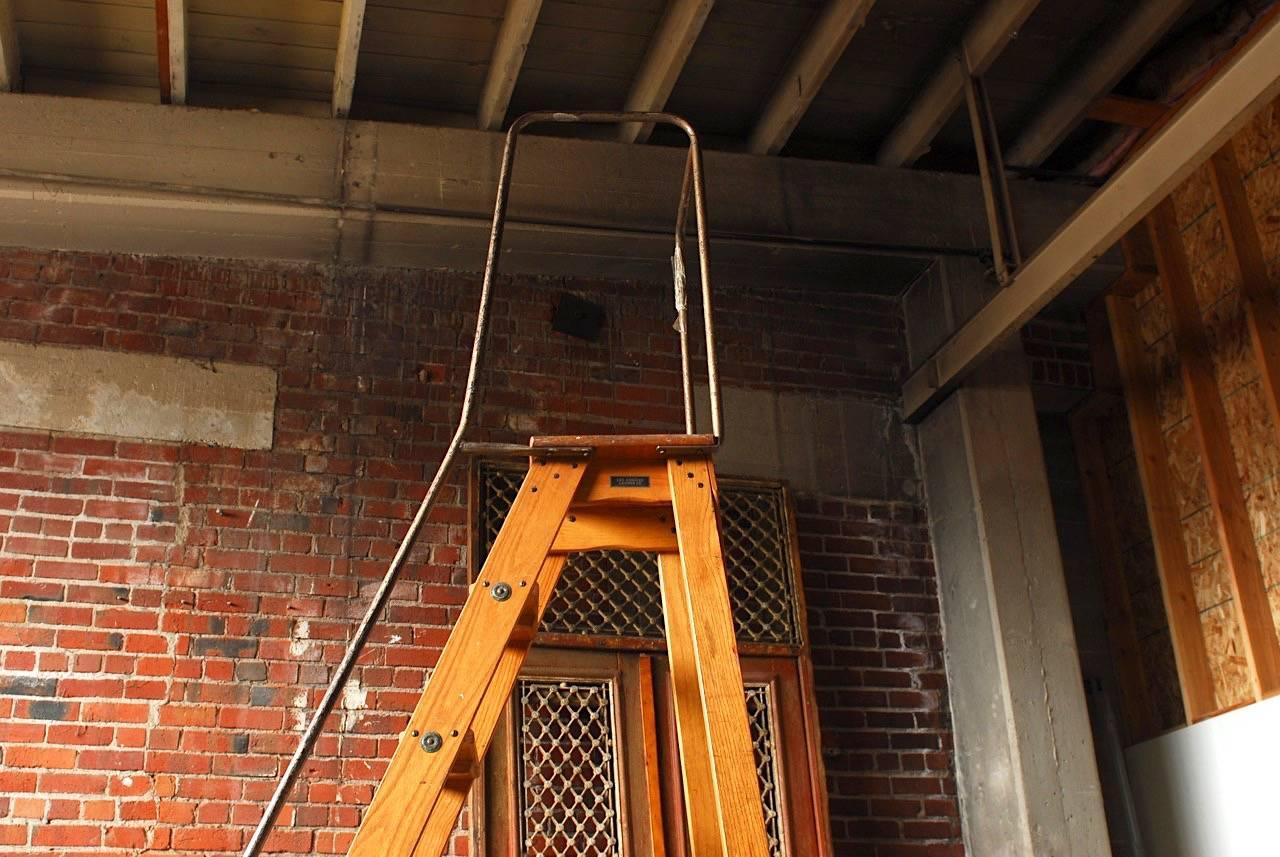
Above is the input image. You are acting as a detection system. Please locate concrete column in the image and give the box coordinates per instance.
[905,258,1111,856]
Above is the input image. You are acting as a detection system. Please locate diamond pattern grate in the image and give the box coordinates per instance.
[745,683,787,857]
[476,462,801,646]
[517,679,622,857]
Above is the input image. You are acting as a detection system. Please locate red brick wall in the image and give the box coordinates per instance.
[1022,317,1094,392]
[0,248,961,856]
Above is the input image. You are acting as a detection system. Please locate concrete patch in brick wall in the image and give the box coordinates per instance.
[0,341,275,448]
[695,384,919,501]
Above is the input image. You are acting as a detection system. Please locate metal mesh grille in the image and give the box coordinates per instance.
[517,679,622,857]
[745,683,787,857]
[720,488,799,645]
[476,462,801,645]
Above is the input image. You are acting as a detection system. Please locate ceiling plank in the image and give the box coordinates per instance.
[156,0,188,105]
[0,0,20,92]
[1006,0,1194,167]
[477,0,543,131]
[746,0,875,156]
[876,0,1041,167]
[901,10,1280,421]
[618,0,715,145]
[333,0,369,118]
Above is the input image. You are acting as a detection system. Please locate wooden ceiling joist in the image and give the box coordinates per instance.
[332,0,368,118]
[1006,0,1195,167]
[156,0,187,105]
[0,0,20,92]
[478,0,544,132]
[901,10,1280,420]
[746,0,876,156]
[875,0,1041,167]
[618,0,715,145]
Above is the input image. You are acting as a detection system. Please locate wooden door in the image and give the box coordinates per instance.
[484,650,825,857]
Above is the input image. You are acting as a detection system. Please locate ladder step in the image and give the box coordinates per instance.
[509,584,540,645]
[439,731,479,788]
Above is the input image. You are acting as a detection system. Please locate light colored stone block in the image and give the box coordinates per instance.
[0,341,276,448]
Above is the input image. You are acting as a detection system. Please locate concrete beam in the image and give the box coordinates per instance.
[746,0,876,156]
[618,0,715,145]
[876,0,1041,167]
[1006,0,1195,167]
[0,93,1107,293]
[902,10,1280,420]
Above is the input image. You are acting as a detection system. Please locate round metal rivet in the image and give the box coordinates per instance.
[420,731,443,753]
[492,582,513,602]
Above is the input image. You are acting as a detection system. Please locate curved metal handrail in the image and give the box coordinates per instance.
[242,111,721,856]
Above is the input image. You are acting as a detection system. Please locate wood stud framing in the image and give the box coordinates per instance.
[478,0,544,132]
[1208,143,1280,439]
[746,0,876,156]
[332,0,368,118]
[1105,292,1219,721]
[619,0,715,145]
[1147,198,1280,700]
[876,0,1041,167]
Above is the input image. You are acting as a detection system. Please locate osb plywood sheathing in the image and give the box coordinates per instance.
[1148,195,1280,701]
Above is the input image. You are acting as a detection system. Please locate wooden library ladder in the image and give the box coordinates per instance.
[347,434,770,857]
